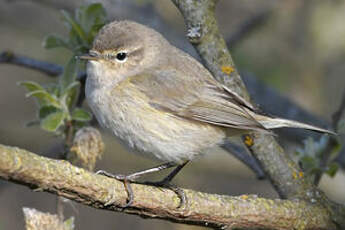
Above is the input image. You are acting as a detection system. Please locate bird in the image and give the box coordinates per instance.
[79,20,335,207]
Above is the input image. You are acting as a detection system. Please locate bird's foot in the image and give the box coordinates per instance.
[96,170,136,208]
[144,179,187,208]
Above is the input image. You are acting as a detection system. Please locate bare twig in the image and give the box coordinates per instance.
[220,142,265,179]
[0,51,86,79]
[0,144,337,229]
[0,51,63,76]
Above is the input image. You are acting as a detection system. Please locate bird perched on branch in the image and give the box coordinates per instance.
[80,20,334,207]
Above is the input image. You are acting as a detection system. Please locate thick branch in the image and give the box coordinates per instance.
[172,0,248,99]
[171,0,313,198]
[0,144,337,229]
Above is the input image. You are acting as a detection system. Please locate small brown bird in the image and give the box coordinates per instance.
[80,20,334,207]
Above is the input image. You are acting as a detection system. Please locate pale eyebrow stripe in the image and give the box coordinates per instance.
[130,47,144,57]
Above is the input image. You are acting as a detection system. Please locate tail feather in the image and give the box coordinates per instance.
[252,114,336,135]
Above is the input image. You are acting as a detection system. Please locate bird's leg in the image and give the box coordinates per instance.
[145,160,190,208]
[96,162,177,207]
[151,160,189,185]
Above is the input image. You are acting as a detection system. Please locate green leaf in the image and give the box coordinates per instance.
[329,141,341,161]
[19,81,46,105]
[309,167,323,175]
[71,108,92,122]
[326,162,339,177]
[39,105,59,119]
[18,81,45,92]
[76,3,106,43]
[88,23,105,42]
[68,29,86,53]
[74,120,88,129]
[61,10,88,42]
[44,83,61,97]
[40,111,65,132]
[62,81,80,95]
[42,34,68,49]
[61,81,80,109]
[60,57,79,92]
[300,156,317,172]
[26,90,60,108]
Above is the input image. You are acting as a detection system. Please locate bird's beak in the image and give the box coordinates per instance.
[77,54,100,61]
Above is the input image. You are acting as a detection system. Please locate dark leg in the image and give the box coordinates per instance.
[96,162,177,181]
[96,162,178,207]
[156,160,189,184]
[145,160,190,208]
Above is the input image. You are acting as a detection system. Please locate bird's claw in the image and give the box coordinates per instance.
[144,180,187,208]
[96,170,134,208]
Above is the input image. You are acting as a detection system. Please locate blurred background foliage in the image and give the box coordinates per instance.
[0,0,344,229]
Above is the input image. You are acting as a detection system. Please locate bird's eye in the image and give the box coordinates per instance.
[115,52,127,63]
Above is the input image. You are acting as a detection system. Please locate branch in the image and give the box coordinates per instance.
[171,0,305,196]
[171,0,345,227]
[0,51,86,79]
[0,144,337,229]
[0,51,63,76]
[220,142,265,179]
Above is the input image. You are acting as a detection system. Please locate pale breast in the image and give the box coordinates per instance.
[86,81,226,163]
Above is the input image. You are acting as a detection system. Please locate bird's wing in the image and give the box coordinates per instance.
[129,68,266,131]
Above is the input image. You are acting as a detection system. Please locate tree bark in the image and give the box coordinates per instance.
[0,144,336,229]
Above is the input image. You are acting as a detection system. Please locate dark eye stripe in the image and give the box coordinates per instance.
[102,47,144,61]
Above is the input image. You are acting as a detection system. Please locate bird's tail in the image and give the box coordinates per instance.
[251,113,336,135]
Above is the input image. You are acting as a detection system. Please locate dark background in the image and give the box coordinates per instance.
[0,0,344,229]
